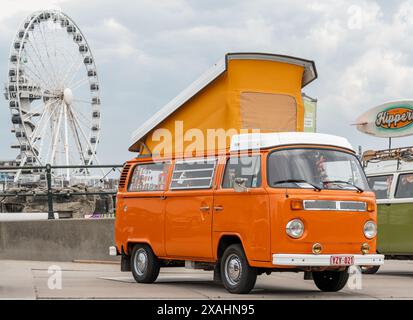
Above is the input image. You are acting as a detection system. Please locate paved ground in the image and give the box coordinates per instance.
[0,259,412,299]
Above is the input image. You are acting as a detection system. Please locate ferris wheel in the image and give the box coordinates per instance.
[4,10,102,180]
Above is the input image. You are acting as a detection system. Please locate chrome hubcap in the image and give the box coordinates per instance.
[134,249,148,276]
[225,254,242,286]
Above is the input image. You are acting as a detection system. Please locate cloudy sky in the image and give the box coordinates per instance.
[1,0,413,164]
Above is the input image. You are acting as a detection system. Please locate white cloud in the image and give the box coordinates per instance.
[103,18,130,34]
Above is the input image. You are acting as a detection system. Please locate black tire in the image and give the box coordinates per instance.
[220,244,257,294]
[131,244,160,283]
[361,265,380,274]
[312,269,349,292]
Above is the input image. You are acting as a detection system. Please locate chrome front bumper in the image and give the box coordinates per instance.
[273,254,384,266]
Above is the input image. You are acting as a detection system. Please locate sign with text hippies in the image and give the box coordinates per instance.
[356,100,413,138]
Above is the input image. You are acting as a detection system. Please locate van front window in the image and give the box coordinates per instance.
[268,148,369,191]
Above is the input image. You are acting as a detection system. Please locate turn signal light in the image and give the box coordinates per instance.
[290,200,304,210]
[312,243,323,255]
[367,201,375,212]
[361,243,370,255]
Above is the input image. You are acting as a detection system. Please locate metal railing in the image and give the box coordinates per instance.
[0,164,123,219]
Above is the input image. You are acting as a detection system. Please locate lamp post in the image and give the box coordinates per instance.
[46,164,54,219]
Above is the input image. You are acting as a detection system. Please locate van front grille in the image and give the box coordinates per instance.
[303,200,367,212]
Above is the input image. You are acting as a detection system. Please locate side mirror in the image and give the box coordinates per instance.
[234,177,248,193]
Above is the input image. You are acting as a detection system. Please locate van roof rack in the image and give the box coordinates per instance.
[362,146,413,163]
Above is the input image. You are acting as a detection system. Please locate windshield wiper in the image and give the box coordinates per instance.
[273,179,321,191]
[322,180,364,193]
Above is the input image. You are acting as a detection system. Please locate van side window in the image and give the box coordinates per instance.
[367,175,393,199]
[127,163,170,192]
[222,155,261,188]
[395,173,413,199]
[170,159,216,190]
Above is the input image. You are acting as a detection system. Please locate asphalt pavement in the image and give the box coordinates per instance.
[0,259,412,299]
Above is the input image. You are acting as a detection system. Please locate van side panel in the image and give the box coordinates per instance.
[377,203,413,254]
[164,190,214,259]
[212,189,271,262]
[118,191,166,256]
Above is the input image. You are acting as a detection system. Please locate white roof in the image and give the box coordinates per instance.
[365,160,413,175]
[230,132,354,152]
[130,53,317,149]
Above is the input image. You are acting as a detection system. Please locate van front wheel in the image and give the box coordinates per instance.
[131,244,160,283]
[312,269,349,292]
[221,244,257,294]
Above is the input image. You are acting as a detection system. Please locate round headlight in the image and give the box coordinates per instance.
[363,221,377,239]
[286,219,304,239]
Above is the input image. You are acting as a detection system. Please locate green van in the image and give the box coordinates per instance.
[364,150,413,273]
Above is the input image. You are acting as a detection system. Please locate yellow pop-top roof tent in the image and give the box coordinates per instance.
[129,53,317,156]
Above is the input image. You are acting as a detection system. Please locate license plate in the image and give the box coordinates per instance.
[330,255,354,266]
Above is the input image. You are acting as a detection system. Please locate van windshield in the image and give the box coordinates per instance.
[268,148,369,191]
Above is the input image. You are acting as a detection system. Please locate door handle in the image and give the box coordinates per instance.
[199,206,210,212]
[214,205,224,212]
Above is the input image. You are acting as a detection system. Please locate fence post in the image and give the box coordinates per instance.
[46,164,54,219]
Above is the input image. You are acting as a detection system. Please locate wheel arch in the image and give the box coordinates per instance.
[126,240,154,256]
[216,233,248,261]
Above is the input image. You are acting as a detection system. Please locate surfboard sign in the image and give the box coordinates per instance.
[356,100,413,138]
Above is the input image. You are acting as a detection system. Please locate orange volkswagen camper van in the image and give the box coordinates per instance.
[112,132,384,294]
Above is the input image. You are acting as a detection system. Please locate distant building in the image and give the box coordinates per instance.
[0,160,18,183]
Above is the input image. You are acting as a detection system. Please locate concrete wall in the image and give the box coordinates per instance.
[0,218,119,262]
